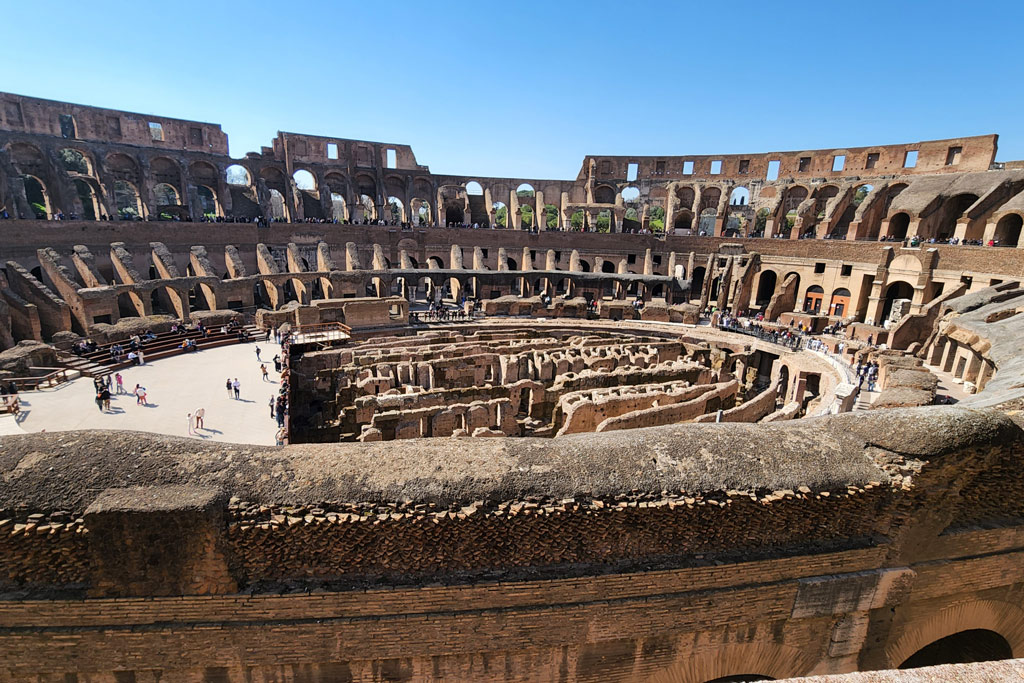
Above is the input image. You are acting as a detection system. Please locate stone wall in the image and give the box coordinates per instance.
[2,407,1024,680]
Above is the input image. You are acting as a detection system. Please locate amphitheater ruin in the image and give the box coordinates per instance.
[3,92,1024,681]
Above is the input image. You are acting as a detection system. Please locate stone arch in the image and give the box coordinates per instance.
[197,185,218,217]
[674,209,694,231]
[729,186,750,206]
[269,189,288,220]
[755,270,777,307]
[189,160,218,187]
[692,266,706,298]
[7,141,44,164]
[882,280,915,321]
[321,192,342,222]
[445,205,464,225]
[356,193,376,222]
[387,196,405,223]
[150,156,182,191]
[995,213,1023,247]
[105,153,140,185]
[933,193,980,240]
[410,197,431,225]
[646,641,809,683]
[152,183,181,216]
[73,178,101,219]
[226,164,252,187]
[621,186,641,202]
[260,166,288,194]
[21,175,50,218]
[384,175,405,199]
[889,212,911,239]
[886,600,1024,668]
[594,184,616,204]
[59,148,93,175]
[675,186,695,210]
[114,180,142,219]
[293,169,316,191]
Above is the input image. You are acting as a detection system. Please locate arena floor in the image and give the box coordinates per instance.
[9,339,281,445]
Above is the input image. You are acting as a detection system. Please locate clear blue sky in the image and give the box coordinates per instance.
[4,0,1022,179]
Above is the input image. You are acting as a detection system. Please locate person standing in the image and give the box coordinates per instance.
[100,387,111,411]
[232,378,240,399]
[225,378,233,398]
[95,389,105,412]
[268,395,275,418]
[261,364,269,381]
[115,372,124,394]
[255,346,262,362]
[194,408,205,430]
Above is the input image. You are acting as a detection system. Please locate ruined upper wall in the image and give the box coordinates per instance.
[0,92,229,155]
[0,92,1000,186]
[580,135,999,183]
[273,132,426,171]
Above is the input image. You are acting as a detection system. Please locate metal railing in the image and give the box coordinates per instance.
[717,321,803,350]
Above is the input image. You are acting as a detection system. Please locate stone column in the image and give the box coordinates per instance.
[484,187,494,228]
[509,189,520,231]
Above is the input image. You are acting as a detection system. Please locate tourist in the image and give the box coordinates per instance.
[273,354,281,372]
[94,389,105,412]
[233,378,240,399]
[255,346,262,362]
[194,407,205,430]
[275,427,286,446]
[275,396,286,427]
[101,386,111,411]
[225,378,233,397]
[134,384,147,405]
[261,364,269,381]
[268,395,276,418]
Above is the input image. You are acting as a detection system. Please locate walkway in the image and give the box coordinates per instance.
[923,363,973,403]
[13,339,283,445]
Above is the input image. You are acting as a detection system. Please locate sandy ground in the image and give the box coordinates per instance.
[12,339,283,445]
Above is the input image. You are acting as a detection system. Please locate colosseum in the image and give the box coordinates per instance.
[3,92,1024,682]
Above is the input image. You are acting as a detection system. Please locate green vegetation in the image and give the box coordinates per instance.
[852,185,871,206]
[521,204,534,229]
[59,148,89,174]
[596,210,611,232]
[570,209,585,229]
[754,208,769,233]
[494,204,508,228]
[650,206,665,232]
[543,204,558,229]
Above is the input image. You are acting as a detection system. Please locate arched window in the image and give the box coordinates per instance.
[114,180,141,219]
[729,187,750,205]
[225,164,251,186]
[21,176,49,219]
[197,186,218,217]
[293,169,316,191]
[900,630,1012,669]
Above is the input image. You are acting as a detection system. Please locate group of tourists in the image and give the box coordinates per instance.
[856,361,880,392]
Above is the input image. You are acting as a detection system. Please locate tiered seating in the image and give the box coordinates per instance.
[59,323,264,378]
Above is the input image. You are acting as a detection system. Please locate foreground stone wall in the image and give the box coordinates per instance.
[2,407,1024,680]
